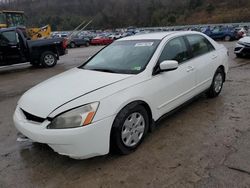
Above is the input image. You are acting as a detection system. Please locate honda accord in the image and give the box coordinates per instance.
[13,31,229,159]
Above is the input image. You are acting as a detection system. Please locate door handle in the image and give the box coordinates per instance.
[10,46,17,48]
[212,55,218,59]
[186,66,195,72]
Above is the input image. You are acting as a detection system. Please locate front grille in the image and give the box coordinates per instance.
[21,109,45,123]
[242,48,250,55]
[235,47,242,51]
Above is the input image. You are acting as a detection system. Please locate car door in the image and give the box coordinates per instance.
[149,36,196,118]
[185,34,218,94]
[1,30,23,65]
[0,33,6,65]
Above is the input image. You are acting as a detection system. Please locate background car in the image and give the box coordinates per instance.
[67,36,90,48]
[203,26,237,41]
[234,35,250,57]
[90,36,114,45]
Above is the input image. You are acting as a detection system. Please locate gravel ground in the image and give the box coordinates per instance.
[0,42,250,188]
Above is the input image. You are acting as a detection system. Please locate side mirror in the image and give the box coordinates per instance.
[159,60,178,72]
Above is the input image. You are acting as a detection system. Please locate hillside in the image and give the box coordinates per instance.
[1,0,250,30]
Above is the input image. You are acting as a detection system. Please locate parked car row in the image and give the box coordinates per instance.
[50,25,250,60]
[51,24,249,49]
[202,26,247,41]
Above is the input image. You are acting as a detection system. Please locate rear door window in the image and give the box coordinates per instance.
[186,35,215,58]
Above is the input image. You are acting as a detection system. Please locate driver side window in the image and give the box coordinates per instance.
[159,37,190,64]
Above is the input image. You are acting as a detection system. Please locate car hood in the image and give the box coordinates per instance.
[18,68,132,118]
[239,36,250,44]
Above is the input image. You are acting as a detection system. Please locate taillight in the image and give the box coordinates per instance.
[62,38,68,49]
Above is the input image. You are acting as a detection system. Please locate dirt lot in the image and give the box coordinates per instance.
[0,42,250,188]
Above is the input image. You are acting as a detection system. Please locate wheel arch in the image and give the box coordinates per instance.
[111,100,154,133]
[218,65,226,82]
[40,50,58,67]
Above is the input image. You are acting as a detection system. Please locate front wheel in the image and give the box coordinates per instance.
[224,35,231,41]
[69,42,76,48]
[206,68,225,98]
[110,104,149,155]
[40,51,57,68]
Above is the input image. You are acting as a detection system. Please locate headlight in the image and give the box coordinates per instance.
[47,102,99,129]
[237,41,245,46]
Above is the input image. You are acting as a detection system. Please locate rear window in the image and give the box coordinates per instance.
[0,14,5,24]
[186,34,214,57]
[1,31,17,43]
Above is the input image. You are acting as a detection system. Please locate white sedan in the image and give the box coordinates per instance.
[14,31,229,159]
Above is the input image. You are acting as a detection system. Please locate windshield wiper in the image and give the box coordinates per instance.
[90,68,117,73]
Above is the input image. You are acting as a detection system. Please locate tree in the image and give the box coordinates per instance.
[206,3,215,14]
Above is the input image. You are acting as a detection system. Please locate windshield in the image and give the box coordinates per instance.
[0,13,5,25]
[81,40,160,74]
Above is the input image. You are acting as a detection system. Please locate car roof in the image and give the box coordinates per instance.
[118,31,202,41]
[0,27,25,32]
[0,10,24,14]
[0,28,14,32]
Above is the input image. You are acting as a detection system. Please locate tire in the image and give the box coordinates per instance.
[206,68,225,98]
[110,103,149,155]
[40,51,57,68]
[85,42,90,47]
[224,35,231,41]
[70,42,76,48]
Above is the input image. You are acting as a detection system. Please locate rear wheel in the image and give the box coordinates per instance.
[206,68,225,98]
[69,42,76,48]
[111,103,149,155]
[224,35,231,41]
[40,51,57,68]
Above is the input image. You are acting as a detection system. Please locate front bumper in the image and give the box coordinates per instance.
[234,43,250,55]
[13,107,115,159]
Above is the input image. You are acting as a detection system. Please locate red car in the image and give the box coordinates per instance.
[90,36,114,45]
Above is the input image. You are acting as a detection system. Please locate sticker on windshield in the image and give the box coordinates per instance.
[135,42,154,47]
[132,66,142,71]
